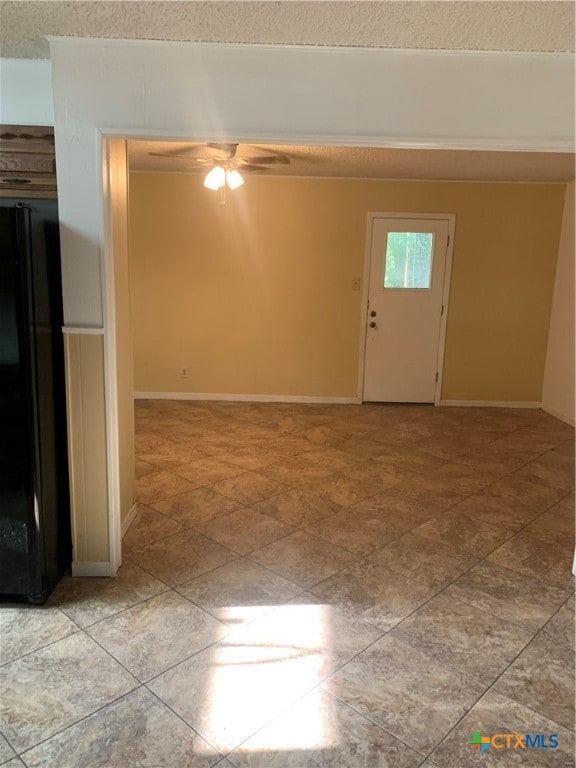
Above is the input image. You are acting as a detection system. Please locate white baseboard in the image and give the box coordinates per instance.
[121,503,138,538]
[134,391,361,404]
[439,400,542,409]
[541,403,576,427]
[71,561,114,577]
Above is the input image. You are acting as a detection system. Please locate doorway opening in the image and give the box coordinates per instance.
[102,136,567,572]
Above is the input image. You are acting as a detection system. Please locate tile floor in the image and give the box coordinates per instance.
[1,400,575,767]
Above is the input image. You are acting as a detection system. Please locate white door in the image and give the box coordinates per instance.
[363,216,450,403]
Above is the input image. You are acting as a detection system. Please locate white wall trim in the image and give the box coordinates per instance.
[440,399,542,409]
[100,138,124,578]
[46,39,575,153]
[45,37,574,59]
[541,404,576,427]
[134,391,361,404]
[121,503,138,538]
[71,561,114,577]
[105,131,575,153]
[62,326,105,335]
[357,212,455,406]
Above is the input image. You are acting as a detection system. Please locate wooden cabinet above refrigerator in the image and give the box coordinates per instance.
[0,125,57,198]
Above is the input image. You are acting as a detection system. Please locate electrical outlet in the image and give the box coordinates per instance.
[180,367,189,378]
[352,278,361,290]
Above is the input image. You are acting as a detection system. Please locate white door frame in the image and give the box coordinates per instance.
[100,135,124,576]
[357,212,456,406]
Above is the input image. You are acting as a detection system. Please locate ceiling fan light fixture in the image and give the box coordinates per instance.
[226,169,244,190]
[204,165,225,190]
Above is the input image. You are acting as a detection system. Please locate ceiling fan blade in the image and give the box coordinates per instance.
[148,144,211,156]
[148,152,211,163]
[236,155,290,165]
[238,164,270,172]
[207,142,238,158]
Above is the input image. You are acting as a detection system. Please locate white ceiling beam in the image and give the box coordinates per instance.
[48,38,574,325]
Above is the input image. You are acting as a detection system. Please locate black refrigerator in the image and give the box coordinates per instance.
[0,199,71,603]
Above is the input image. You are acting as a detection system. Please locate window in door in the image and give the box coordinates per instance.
[383,231,434,289]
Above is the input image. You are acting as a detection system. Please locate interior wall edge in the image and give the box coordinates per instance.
[121,503,138,538]
[541,180,575,426]
[541,404,576,427]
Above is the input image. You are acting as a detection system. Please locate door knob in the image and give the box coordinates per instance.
[370,311,377,317]
[369,321,376,328]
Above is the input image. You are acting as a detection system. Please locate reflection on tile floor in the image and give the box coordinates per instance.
[1,401,574,767]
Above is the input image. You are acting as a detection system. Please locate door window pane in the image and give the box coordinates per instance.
[383,232,433,289]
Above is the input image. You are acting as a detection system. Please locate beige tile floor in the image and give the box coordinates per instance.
[1,400,575,767]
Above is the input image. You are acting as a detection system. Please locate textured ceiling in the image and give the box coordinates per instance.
[0,1,574,58]
[128,141,575,183]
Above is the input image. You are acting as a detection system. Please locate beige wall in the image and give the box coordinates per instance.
[64,332,109,565]
[129,173,565,402]
[543,181,575,424]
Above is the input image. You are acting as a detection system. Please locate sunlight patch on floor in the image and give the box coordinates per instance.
[202,602,338,754]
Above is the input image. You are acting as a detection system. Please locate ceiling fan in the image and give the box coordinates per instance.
[149,143,291,203]
[149,142,290,171]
